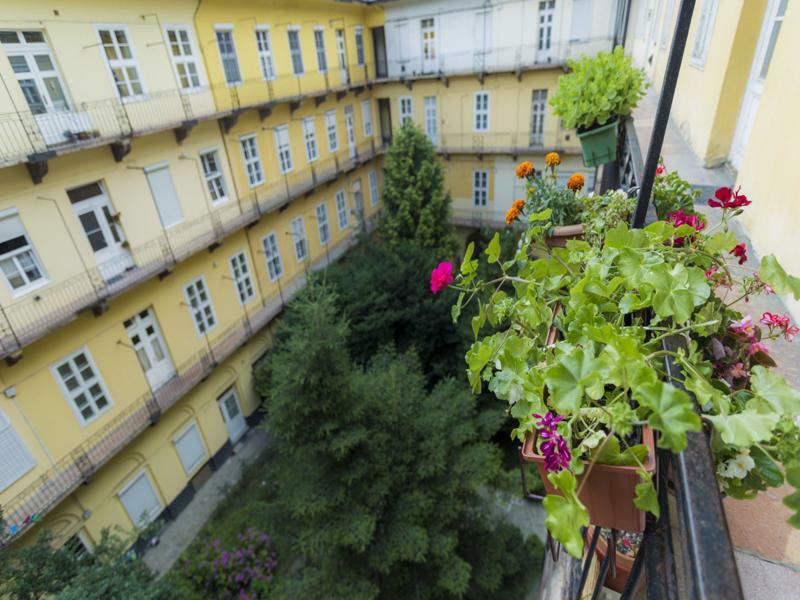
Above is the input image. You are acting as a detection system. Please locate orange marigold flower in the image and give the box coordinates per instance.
[567,173,585,192]
[545,152,561,168]
[505,199,525,225]
[515,160,534,179]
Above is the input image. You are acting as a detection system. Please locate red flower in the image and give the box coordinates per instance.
[705,265,718,279]
[708,186,751,209]
[430,261,454,293]
[760,312,799,341]
[656,163,666,176]
[729,243,748,265]
[667,209,705,245]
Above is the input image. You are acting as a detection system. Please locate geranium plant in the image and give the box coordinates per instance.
[440,183,800,558]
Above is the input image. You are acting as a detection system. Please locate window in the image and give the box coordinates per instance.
[758,0,788,80]
[67,182,128,267]
[424,96,437,144]
[290,217,307,262]
[301,117,318,163]
[63,534,90,559]
[690,0,719,67]
[538,1,555,52]
[530,89,548,146]
[335,28,347,72]
[255,27,275,80]
[325,110,339,152]
[335,190,348,229]
[145,164,184,228]
[287,28,304,75]
[0,214,46,293]
[354,26,365,66]
[199,149,228,203]
[316,203,330,244]
[0,409,36,492]
[314,29,327,72]
[229,251,254,304]
[239,134,264,187]
[569,0,593,42]
[165,27,200,90]
[399,96,413,124]
[474,91,489,132]
[472,170,488,207]
[421,18,436,69]
[261,232,283,281]
[173,422,207,475]
[124,308,174,391]
[1,30,70,114]
[274,125,293,174]
[97,27,143,99]
[119,470,161,528]
[215,28,241,85]
[52,348,112,425]
[368,170,379,207]
[361,100,373,137]
[183,276,217,336]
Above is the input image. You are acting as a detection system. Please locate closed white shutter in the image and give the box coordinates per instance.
[145,165,184,228]
[569,0,593,42]
[174,422,207,474]
[119,471,161,527]
[0,410,36,491]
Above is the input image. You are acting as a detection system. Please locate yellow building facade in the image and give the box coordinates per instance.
[0,0,611,552]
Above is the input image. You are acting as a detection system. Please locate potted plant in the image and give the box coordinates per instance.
[652,159,700,220]
[590,527,640,592]
[436,181,800,559]
[550,47,647,167]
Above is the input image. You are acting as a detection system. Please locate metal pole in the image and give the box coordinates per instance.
[632,0,696,229]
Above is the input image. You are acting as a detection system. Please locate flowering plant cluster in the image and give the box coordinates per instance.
[181,528,277,599]
[440,179,800,558]
[511,154,585,227]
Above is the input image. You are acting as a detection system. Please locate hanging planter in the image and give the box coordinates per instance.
[545,224,585,248]
[590,526,640,592]
[577,119,619,168]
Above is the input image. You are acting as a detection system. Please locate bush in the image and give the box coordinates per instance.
[652,168,700,219]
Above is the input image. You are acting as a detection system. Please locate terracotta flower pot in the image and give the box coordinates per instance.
[590,526,635,593]
[520,426,656,532]
[545,224,584,248]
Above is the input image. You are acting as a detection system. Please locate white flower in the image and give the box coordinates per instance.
[719,451,755,480]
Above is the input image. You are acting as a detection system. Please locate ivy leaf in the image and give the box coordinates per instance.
[543,470,590,558]
[634,380,701,452]
[750,366,800,415]
[783,462,800,528]
[760,255,800,300]
[466,334,502,393]
[634,470,660,518]
[645,263,710,323]
[545,347,606,414]
[704,231,738,255]
[706,409,779,446]
[486,232,501,264]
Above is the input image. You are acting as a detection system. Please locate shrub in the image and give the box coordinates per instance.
[652,167,700,219]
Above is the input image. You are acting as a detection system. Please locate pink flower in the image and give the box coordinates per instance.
[429,261,454,293]
[755,273,775,295]
[727,362,749,380]
[705,265,718,279]
[760,312,791,329]
[656,163,666,176]
[729,315,757,340]
[786,326,800,342]
[708,186,751,210]
[749,341,770,356]
[667,210,705,245]
[730,243,748,265]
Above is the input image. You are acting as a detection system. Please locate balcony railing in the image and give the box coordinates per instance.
[0,138,384,359]
[0,210,378,544]
[438,128,575,156]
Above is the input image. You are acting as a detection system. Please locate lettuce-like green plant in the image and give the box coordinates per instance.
[550,46,647,130]
[653,166,700,219]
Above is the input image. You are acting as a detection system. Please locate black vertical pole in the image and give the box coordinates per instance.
[632,0,697,228]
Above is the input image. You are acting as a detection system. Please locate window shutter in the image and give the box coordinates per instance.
[0,410,36,491]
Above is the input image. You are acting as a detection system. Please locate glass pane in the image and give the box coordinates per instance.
[0,258,24,289]
[150,339,165,361]
[759,19,783,80]
[78,212,108,251]
[19,79,46,114]
[34,54,54,71]
[0,31,20,44]
[17,251,41,281]
[22,31,44,43]
[136,347,152,371]
[74,392,88,408]
[8,55,29,73]
[43,77,68,111]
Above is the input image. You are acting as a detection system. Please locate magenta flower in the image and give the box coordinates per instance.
[729,243,748,265]
[749,341,770,356]
[667,209,705,245]
[760,312,799,341]
[729,315,756,340]
[708,186,751,209]
[656,163,666,176]
[704,265,718,279]
[430,261,454,294]
[533,412,571,473]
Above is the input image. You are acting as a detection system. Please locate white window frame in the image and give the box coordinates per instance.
[51,347,113,426]
[239,134,264,188]
[0,211,48,296]
[214,25,242,85]
[531,89,548,146]
[661,0,676,49]
[261,232,283,282]
[325,109,339,152]
[183,276,217,337]
[117,469,162,528]
[95,24,145,101]
[287,26,304,75]
[0,408,36,492]
[228,250,254,305]
[164,25,202,91]
[690,0,719,68]
[301,117,319,163]
[474,91,489,132]
[361,100,373,137]
[354,26,365,66]
[538,0,555,52]
[472,170,488,207]
[335,189,348,230]
[368,170,379,207]
[254,26,276,81]
[199,148,228,204]
[424,96,437,145]
[290,216,308,262]
[315,202,330,244]
[314,27,327,73]
[173,421,208,476]
[274,124,294,174]
[399,96,413,124]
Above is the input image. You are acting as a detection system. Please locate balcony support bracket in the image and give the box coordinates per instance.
[289,99,302,115]
[313,93,327,107]
[158,268,172,281]
[336,90,347,101]
[91,300,109,317]
[257,103,273,121]
[402,78,412,91]
[438,75,449,88]
[477,72,486,85]
[219,111,240,135]
[207,241,222,253]
[110,139,132,163]
[353,85,365,97]
[25,152,55,184]
[4,351,23,367]
[173,119,198,145]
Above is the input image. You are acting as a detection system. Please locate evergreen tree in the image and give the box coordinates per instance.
[381,121,458,259]
[254,283,539,599]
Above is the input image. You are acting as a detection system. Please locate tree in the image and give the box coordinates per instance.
[381,121,458,259]
[254,283,538,599]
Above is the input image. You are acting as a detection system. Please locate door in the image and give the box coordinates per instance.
[644,0,664,78]
[67,182,133,283]
[145,163,185,229]
[124,308,175,390]
[537,1,555,63]
[421,18,437,73]
[335,29,348,85]
[378,98,392,146]
[353,180,364,216]
[730,0,786,170]
[372,27,387,78]
[218,387,247,443]
[344,105,356,158]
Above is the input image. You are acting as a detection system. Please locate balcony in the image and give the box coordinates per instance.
[437,129,575,158]
[0,138,384,360]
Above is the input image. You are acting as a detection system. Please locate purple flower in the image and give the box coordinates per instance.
[533,412,571,473]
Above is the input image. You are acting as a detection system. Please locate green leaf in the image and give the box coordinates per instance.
[760,255,800,300]
[451,291,465,324]
[528,208,553,222]
[634,470,660,518]
[545,346,606,414]
[704,231,738,255]
[634,380,701,451]
[645,263,710,323]
[460,242,477,275]
[590,434,649,466]
[706,409,779,446]
[543,470,590,558]
[471,300,486,339]
[750,366,800,416]
[486,232,501,264]
[751,445,784,488]
[783,463,800,528]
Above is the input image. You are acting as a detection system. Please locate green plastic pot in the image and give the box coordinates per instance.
[577,119,619,167]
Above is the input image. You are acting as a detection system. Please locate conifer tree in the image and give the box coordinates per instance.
[381,121,458,259]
